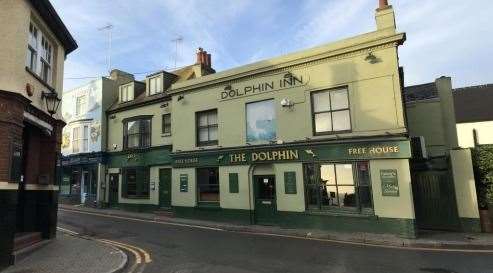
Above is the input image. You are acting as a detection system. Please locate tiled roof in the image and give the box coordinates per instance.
[403,82,438,102]
[453,84,493,123]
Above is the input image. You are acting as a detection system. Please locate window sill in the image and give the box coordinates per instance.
[313,130,352,136]
[161,133,171,137]
[197,202,220,209]
[304,209,375,218]
[122,196,150,200]
[25,67,55,92]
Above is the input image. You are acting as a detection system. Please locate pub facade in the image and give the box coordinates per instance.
[102,1,419,237]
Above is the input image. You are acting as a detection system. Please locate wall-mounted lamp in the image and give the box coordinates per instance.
[109,114,116,120]
[160,102,169,108]
[41,91,61,116]
[364,52,379,64]
[280,98,294,108]
[177,95,185,101]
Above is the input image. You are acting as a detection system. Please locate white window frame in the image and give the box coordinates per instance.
[26,21,54,85]
[148,75,162,95]
[72,125,89,153]
[119,83,134,102]
[75,95,87,116]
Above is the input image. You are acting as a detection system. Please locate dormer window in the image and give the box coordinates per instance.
[119,83,134,102]
[149,75,162,95]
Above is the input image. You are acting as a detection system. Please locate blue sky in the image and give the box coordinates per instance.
[52,0,493,91]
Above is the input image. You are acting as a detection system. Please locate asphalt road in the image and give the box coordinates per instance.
[58,210,493,273]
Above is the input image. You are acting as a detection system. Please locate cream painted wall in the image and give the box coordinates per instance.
[274,163,305,212]
[406,100,448,157]
[107,102,172,152]
[450,149,479,219]
[171,168,196,207]
[171,45,406,152]
[219,165,252,210]
[370,159,415,219]
[0,0,66,119]
[457,121,493,148]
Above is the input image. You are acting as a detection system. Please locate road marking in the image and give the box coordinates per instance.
[99,238,152,263]
[98,239,143,264]
[59,208,493,254]
[57,226,79,235]
[59,208,224,231]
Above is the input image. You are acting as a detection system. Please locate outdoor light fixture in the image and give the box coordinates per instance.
[177,95,185,101]
[364,52,378,64]
[280,98,294,108]
[109,114,116,119]
[41,91,61,116]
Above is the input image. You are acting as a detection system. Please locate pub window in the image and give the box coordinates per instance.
[26,22,54,85]
[196,109,218,146]
[72,127,80,153]
[149,75,162,95]
[197,168,219,205]
[26,22,38,72]
[162,114,171,135]
[40,36,53,83]
[303,162,372,212]
[122,167,149,198]
[311,88,351,135]
[123,117,151,149]
[119,83,134,102]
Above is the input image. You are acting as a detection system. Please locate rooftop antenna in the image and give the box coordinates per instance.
[171,36,183,69]
[98,23,113,75]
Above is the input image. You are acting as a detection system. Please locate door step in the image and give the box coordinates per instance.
[13,232,43,251]
[154,208,174,218]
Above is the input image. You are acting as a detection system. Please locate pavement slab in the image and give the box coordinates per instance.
[2,232,126,273]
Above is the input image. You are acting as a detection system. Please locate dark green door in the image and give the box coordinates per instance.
[254,175,277,225]
[159,168,172,208]
[412,171,460,231]
[108,174,119,206]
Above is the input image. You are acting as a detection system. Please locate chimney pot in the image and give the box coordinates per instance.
[379,0,389,9]
[207,53,211,68]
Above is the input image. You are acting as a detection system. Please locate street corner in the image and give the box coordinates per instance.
[2,231,127,273]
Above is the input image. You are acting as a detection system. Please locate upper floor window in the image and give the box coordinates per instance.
[311,88,351,135]
[123,117,151,149]
[246,99,276,143]
[196,109,218,146]
[72,125,89,153]
[119,83,134,102]
[162,114,171,135]
[149,76,162,95]
[26,22,54,85]
[75,95,87,116]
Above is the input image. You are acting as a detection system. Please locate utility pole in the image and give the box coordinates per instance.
[98,23,113,75]
[170,36,183,69]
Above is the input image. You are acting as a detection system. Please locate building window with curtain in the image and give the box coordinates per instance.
[197,168,219,205]
[196,109,218,146]
[311,88,351,135]
[123,117,151,149]
[303,162,372,213]
[149,75,162,95]
[162,114,171,135]
[119,83,134,102]
[122,167,149,199]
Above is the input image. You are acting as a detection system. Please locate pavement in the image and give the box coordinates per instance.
[59,203,493,250]
[57,207,493,273]
[2,231,127,273]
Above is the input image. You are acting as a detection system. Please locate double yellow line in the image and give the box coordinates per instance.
[57,226,152,272]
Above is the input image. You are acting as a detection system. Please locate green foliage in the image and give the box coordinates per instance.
[472,145,493,208]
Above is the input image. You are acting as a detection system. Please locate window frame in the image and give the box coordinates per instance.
[148,75,163,95]
[119,83,134,103]
[75,95,87,116]
[196,167,220,206]
[71,125,89,153]
[310,87,352,136]
[162,113,171,135]
[122,167,150,199]
[303,161,373,214]
[195,109,218,147]
[245,98,277,143]
[122,116,152,150]
[26,21,54,86]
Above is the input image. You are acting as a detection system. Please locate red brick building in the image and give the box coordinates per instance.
[0,0,77,268]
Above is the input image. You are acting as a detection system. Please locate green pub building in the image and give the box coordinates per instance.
[102,1,480,237]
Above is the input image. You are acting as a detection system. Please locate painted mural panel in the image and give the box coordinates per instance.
[61,79,103,155]
[246,99,276,143]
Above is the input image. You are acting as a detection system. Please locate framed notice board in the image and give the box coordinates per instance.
[179,174,188,192]
[229,173,239,193]
[284,171,297,194]
[380,169,399,196]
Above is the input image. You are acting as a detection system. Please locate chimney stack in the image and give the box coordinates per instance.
[379,0,389,10]
[196,47,212,69]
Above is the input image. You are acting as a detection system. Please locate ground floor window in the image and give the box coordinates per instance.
[122,167,149,198]
[303,162,372,212]
[197,168,219,204]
